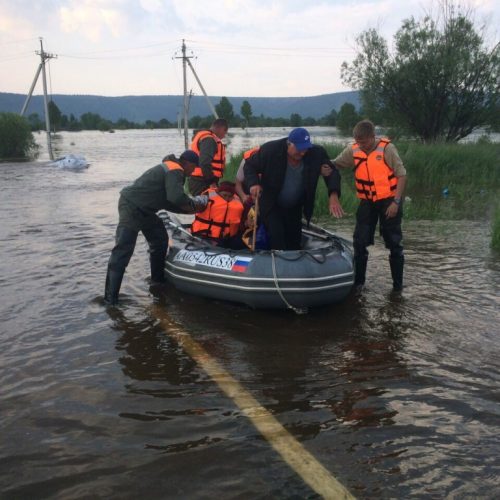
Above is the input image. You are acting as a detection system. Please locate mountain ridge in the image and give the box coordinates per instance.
[0,91,359,122]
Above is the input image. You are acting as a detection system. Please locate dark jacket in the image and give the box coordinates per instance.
[120,155,195,214]
[243,137,341,223]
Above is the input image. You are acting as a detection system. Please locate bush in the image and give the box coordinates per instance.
[0,112,39,160]
[492,205,500,251]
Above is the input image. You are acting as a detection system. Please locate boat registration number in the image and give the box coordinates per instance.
[174,250,252,273]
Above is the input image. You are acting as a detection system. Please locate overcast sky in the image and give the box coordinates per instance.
[1,0,498,98]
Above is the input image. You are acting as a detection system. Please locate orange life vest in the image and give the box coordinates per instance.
[190,130,226,179]
[162,159,183,173]
[191,189,244,239]
[352,138,398,201]
[243,146,260,160]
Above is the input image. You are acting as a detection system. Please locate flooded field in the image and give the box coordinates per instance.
[0,128,499,498]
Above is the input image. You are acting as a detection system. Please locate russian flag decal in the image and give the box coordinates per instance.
[231,256,253,273]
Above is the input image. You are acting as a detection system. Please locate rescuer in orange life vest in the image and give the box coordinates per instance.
[191,181,245,249]
[104,150,208,305]
[332,119,407,292]
[188,118,228,196]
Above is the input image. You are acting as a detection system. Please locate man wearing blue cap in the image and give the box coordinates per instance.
[244,128,344,250]
[104,150,208,305]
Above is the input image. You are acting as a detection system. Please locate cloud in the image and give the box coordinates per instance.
[58,0,129,42]
[0,0,498,97]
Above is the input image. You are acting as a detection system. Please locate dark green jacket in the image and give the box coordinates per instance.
[120,155,195,214]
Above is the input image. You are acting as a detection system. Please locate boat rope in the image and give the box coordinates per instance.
[271,251,308,315]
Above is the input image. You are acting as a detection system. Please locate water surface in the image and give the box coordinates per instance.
[0,129,499,498]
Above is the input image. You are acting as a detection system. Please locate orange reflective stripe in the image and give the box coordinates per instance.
[162,160,183,172]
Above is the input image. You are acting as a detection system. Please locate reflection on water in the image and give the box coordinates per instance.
[0,129,499,498]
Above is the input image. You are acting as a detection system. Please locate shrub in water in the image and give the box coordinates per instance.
[0,112,39,160]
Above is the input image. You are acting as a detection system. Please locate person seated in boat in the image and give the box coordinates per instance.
[235,146,260,205]
[240,204,270,250]
[243,127,344,250]
[104,150,208,306]
[191,181,245,249]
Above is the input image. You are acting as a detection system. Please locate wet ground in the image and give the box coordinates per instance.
[0,129,499,498]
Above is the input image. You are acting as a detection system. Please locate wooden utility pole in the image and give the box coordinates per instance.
[174,40,218,149]
[20,38,57,160]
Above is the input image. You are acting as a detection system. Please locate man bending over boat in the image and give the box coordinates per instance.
[244,127,344,250]
[104,150,208,305]
[191,181,245,249]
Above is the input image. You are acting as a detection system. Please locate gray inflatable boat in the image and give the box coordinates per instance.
[160,211,354,313]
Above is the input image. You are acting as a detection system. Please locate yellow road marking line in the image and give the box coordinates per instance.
[153,306,354,499]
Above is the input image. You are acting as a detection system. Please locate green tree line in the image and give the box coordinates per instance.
[27,97,355,134]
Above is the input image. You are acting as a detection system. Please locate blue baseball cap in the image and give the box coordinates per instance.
[288,127,313,151]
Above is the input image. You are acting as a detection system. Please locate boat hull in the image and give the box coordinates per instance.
[161,212,354,311]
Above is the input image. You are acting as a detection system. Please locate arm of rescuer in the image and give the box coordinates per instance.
[243,148,263,200]
[164,168,208,214]
[198,136,219,186]
[235,159,250,204]
[317,146,344,218]
[332,142,407,219]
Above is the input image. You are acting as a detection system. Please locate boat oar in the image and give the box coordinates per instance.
[251,194,260,252]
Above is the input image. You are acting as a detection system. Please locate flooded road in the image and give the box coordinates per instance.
[1,129,499,498]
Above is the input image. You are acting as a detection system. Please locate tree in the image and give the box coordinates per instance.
[215,97,234,124]
[320,108,338,126]
[48,100,62,132]
[67,114,81,131]
[27,113,44,131]
[336,103,360,136]
[0,112,38,159]
[341,2,500,142]
[290,113,303,127]
[240,100,252,127]
[80,112,103,130]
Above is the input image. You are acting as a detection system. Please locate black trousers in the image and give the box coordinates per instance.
[264,203,303,250]
[353,198,404,286]
[107,197,168,283]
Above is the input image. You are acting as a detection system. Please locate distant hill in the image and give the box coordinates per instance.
[0,91,359,122]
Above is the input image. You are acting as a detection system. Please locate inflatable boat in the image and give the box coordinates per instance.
[160,211,354,313]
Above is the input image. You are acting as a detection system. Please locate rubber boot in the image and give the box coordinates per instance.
[104,268,124,305]
[354,254,368,286]
[389,254,404,291]
[150,253,166,285]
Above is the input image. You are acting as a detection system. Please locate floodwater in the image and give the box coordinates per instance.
[1,128,499,499]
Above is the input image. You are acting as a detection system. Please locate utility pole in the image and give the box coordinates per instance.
[20,38,57,160]
[174,40,219,149]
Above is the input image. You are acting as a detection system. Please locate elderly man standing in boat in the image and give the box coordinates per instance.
[244,127,344,250]
[188,118,229,195]
[104,150,208,305]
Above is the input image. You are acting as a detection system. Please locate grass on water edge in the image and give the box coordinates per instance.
[225,140,500,224]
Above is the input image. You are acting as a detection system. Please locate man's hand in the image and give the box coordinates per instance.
[385,201,399,219]
[249,184,262,199]
[321,163,333,177]
[329,192,344,218]
[191,195,208,212]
